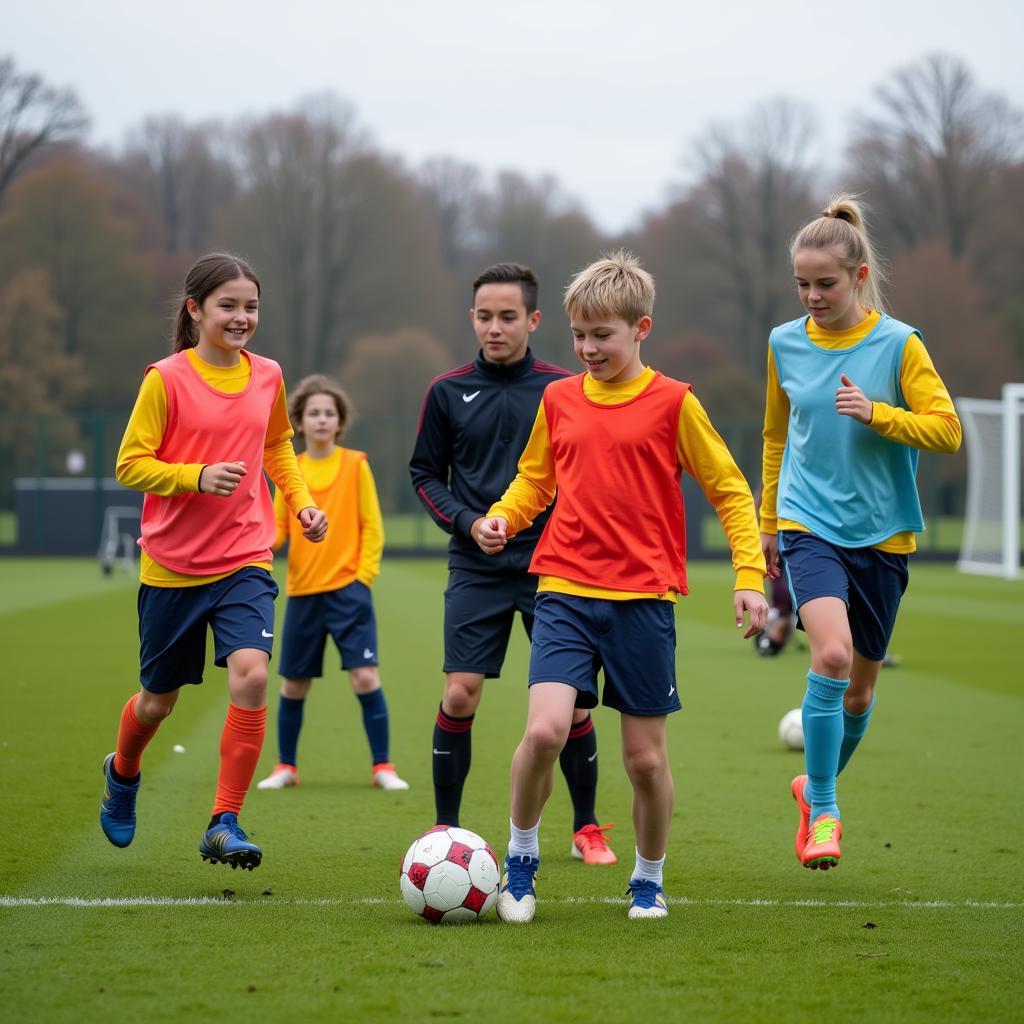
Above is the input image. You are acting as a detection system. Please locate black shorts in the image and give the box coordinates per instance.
[443,568,537,678]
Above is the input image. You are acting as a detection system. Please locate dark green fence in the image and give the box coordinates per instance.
[0,412,965,558]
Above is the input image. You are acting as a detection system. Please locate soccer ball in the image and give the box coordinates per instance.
[778,708,804,751]
[400,826,500,924]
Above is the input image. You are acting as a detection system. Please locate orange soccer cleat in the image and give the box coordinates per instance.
[571,823,617,865]
[801,814,842,870]
[791,774,811,862]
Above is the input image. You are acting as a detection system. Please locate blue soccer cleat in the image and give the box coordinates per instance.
[199,812,262,870]
[626,878,669,919]
[496,854,540,923]
[100,753,140,848]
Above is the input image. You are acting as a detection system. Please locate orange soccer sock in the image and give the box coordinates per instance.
[212,703,267,816]
[113,693,160,779]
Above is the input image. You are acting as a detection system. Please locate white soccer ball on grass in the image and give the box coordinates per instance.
[400,826,500,924]
[778,708,804,751]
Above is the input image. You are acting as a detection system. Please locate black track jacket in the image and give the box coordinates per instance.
[409,349,571,574]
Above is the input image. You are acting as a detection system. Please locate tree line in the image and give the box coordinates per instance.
[1,53,1020,512]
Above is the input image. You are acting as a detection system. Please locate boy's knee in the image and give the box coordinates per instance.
[523,720,568,763]
[623,747,667,787]
[443,674,483,717]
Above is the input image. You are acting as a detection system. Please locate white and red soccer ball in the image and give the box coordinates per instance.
[400,826,500,923]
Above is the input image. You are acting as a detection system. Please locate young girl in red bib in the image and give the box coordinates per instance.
[99,253,327,870]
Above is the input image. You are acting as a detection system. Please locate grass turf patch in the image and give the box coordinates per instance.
[0,559,1021,1023]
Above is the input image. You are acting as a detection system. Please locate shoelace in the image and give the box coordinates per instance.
[504,857,538,898]
[104,784,136,817]
[627,879,662,908]
[578,823,614,850]
[810,817,839,843]
[217,815,250,843]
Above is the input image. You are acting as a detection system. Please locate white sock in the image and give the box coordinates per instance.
[632,849,665,885]
[508,817,541,860]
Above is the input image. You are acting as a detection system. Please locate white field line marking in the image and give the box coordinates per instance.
[2,895,1021,909]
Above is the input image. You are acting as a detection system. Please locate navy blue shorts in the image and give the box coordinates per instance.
[777,530,909,662]
[528,592,680,716]
[138,567,278,693]
[278,581,378,679]
[443,569,537,678]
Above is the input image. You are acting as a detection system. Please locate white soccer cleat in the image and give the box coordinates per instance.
[371,763,410,791]
[256,764,299,790]
[496,855,539,923]
[626,879,669,919]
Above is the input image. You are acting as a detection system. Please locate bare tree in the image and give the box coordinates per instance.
[686,98,818,365]
[849,53,1023,259]
[419,157,484,271]
[0,57,88,204]
[223,95,449,379]
[118,115,237,253]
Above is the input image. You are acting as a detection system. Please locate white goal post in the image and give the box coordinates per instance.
[956,383,1024,580]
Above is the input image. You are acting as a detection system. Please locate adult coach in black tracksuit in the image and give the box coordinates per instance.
[409,262,617,865]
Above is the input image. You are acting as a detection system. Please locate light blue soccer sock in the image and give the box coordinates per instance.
[802,670,850,822]
[631,849,665,886]
[837,694,877,776]
[356,688,390,765]
[277,695,305,766]
[508,818,541,860]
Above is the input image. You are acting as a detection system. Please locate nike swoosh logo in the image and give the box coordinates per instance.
[587,752,598,762]
[261,629,273,638]
[668,686,676,697]
[363,648,375,659]
[433,749,450,756]
[462,391,481,403]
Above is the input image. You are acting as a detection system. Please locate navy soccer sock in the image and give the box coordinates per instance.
[277,695,305,767]
[356,688,390,765]
[433,705,473,827]
[837,694,876,776]
[559,714,599,832]
[802,670,850,822]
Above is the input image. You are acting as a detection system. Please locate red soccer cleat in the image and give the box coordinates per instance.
[572,823,617,865]
[791,774,810,862]
[801,814,842,870]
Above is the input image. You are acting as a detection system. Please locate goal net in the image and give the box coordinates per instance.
[957,383,1024,579]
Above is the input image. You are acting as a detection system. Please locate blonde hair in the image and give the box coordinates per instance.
[563,249,655,324]
[288,374,354,440]
[790,194,887,313]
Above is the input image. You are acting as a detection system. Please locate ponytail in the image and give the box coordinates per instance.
[172,303,199,352]
[790,193,887,314]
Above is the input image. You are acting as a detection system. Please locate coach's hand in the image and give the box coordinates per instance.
[735,589,769,639]
[299,507,328,543]
[473,516,508,555]
[199,461,246,497]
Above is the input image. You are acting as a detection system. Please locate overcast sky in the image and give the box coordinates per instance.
[8,0,1024,233]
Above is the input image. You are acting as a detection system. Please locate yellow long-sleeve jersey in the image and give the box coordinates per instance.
[273,447,384,595]
[759,311,962,553]
[488,366,765,600]
[115,348,315,586]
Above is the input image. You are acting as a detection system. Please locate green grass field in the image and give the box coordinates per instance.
[1,558,1022,1023]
